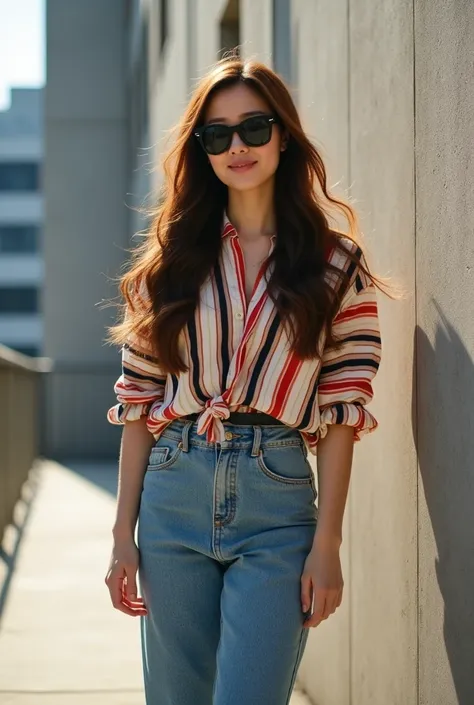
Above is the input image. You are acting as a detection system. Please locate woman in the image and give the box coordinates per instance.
[104,57,386,705]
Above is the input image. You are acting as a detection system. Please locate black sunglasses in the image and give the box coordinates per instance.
[194,114,278,156]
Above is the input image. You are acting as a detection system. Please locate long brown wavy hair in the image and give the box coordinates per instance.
[104,57,397,375]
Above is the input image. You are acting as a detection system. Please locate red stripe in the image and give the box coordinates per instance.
[115,385,157,403]
[319,379,373,396]
[325,243,334,261]
[355,406,365,429]
[222,295,269,407]
[162,404,178,420]
[222,221,235,238]
[334,302,378,322]
[231,237,247,311]
[269,351,302,417]
[248,257,268,303]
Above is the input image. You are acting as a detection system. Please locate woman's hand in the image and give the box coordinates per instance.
[105,537,148,617]
[301,536,344,628]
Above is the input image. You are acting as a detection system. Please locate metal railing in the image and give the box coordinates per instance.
[0,344,52,541]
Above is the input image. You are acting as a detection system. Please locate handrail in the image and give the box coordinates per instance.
[0,344,53,541]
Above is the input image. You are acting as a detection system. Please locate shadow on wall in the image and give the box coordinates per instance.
[413,302,474,704]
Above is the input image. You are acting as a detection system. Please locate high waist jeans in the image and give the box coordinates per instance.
[137,418,319,705]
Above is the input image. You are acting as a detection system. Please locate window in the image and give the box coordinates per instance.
[160,0,168,54]
[0,287,38,314]
[0,163,40,191]
[219,0,240,59]
[0,225,39,253]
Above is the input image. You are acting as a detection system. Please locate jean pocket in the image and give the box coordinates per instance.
[257,443,314,485]
[147,439,183,471]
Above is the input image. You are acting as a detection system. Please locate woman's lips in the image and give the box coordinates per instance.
[228,161,257,173]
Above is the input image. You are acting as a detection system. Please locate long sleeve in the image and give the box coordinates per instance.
[107,330,167,425]
[316,264,382,443]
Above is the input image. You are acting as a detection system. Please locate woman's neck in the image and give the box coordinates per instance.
[227,183,276,242]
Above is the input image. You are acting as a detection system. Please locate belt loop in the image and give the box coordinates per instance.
[251,425,262,457]
[181,419,193,453]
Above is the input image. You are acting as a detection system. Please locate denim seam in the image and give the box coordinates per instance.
[159,432,303,451]
[285,627,307,704]
[221,450,238,526]
[257,452,313,486]
[146,446,182,472]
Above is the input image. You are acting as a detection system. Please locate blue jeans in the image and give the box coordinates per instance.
[137,418,318,705]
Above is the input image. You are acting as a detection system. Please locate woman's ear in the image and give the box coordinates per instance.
[280,130,289,152]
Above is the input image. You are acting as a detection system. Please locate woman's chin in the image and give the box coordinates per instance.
[223,173,270,192]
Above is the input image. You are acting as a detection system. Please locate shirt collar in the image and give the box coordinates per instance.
[222,211,235,238]
[222,211,335,262]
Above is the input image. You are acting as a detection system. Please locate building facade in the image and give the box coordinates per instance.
[0,88,43,357]
[45,2,474,704]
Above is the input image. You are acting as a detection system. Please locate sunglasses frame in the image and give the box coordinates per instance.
[194,114,278,155]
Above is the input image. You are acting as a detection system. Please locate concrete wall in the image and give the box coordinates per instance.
[291,4,352,702]
[292,2,474,705]
[240,0,273,64]
[415,2,474,703]
[44,0,128,458]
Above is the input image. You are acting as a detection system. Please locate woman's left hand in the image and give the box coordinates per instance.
[300,537,344,628]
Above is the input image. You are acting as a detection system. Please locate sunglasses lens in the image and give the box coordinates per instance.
[199,116,274,154]
[240,116,272,146]
[202,124,231,155]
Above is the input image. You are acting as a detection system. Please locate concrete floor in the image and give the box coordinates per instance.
[0,459,312,704]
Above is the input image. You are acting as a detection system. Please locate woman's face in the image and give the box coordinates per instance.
[202,83,285,192]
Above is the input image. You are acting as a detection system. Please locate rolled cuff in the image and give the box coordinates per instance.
[107,401,152,425]
[318,401,378,442]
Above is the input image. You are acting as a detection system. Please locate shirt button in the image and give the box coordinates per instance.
[235,311,243,320]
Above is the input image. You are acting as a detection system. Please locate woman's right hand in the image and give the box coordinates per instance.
[105,537,148,617]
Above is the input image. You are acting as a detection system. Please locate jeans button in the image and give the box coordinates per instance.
[224,431,233,441]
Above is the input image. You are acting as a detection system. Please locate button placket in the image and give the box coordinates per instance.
[201,231,273,444]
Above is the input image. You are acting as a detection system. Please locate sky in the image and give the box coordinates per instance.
[0,0,45,110]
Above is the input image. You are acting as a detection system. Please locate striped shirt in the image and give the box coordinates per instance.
[107,214,382,455]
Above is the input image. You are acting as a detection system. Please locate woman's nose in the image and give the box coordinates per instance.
[229,130,248,152]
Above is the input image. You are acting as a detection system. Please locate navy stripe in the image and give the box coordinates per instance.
[242,312,281,405]
[297,377,319,430]
[187,314,208,403]
[320,358,380,375]
[344,334,381,344]
[345,251,358,283]
[214,262,230,389]
[123,365,166,385]
[355,273,364,293]
[171,373,179,396]
[123,342,160,363]
[318,400,363,427]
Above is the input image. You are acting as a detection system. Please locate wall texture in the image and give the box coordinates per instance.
[415,2,474,703]
[292,1,474,705]
[292,4,352,703]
